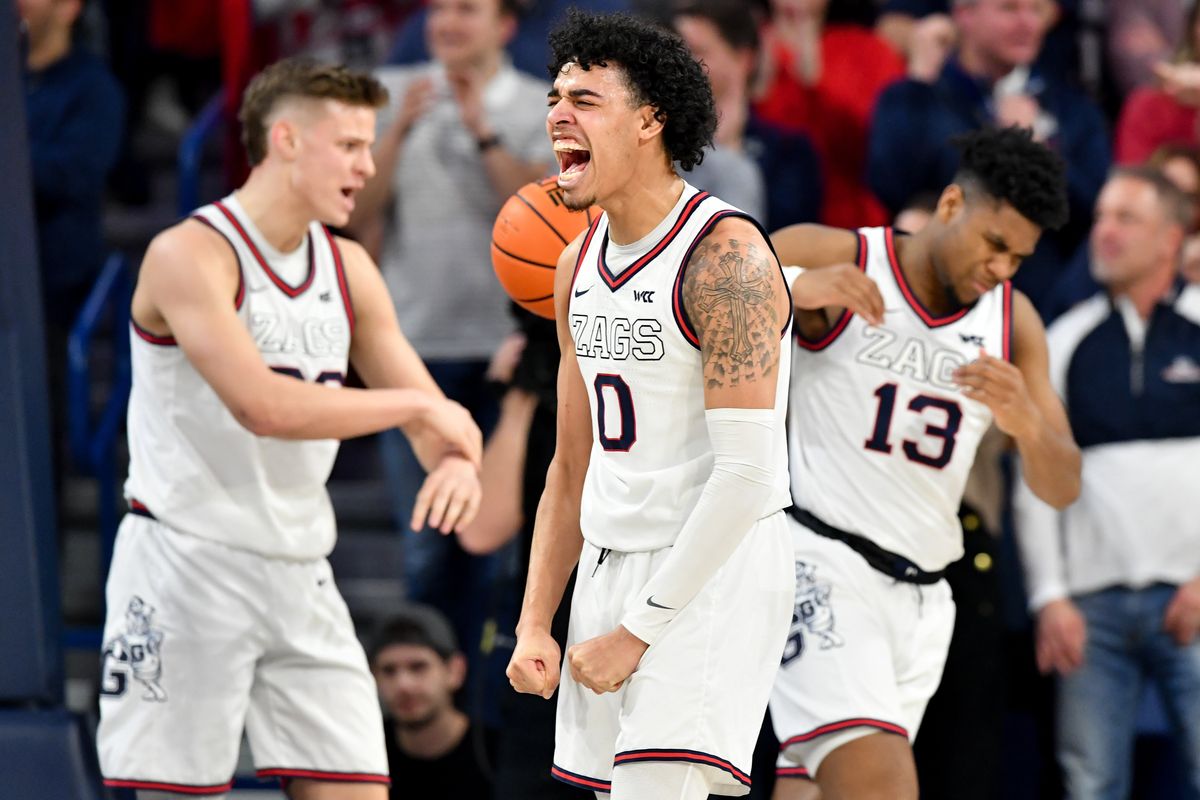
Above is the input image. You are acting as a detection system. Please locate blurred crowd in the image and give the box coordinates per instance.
[19,0,1200,798]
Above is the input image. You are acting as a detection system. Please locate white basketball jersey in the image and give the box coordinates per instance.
[789,227,1011,571]
[570,184,792,552]
[124,195,355,560]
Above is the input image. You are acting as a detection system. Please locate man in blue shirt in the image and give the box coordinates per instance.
[20,0,123,327]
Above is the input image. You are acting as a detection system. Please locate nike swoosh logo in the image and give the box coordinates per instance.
[574,286,592,298]
[646,596,673,610]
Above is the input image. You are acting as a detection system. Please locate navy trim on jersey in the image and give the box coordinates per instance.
[103,777,234,795]
[320,226,355,336]
[794,230,868,352]
[671,210,792,350]
[213,200,316,298]
[571,214,604,288]
[190,213,246,310]
[884,227,969,328]
[551,764,612,792]
[780,717,908,749]
[1002,281,1014,361]
[614,748,752,788]
[776,766,813,780]
[130,319,177,347]
[256,767,389,785]
[599,191,711,291]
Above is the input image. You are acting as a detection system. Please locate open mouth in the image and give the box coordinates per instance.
[554,140,591,185]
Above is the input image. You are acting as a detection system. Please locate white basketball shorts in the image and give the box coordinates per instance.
[770,515,955,780]
[97,512,388,795]
[553,511,794,797]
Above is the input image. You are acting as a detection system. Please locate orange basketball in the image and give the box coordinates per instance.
[492,177,598,319]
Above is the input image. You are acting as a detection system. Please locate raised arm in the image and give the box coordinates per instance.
[134,220,480,463]
[771,222,885,333]
[507,232,593,700]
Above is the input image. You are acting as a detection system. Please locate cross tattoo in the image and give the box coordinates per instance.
[698,250,768,363]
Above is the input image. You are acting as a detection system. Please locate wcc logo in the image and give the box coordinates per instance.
[781,561,844,666]
[100,596,167,702]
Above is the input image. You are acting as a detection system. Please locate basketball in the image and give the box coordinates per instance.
[492,177,597,320]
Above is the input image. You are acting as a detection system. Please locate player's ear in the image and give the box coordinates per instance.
[638,105,666,143]
[936,184,965,223]
[269,118,301,162]
[447,653,468,691]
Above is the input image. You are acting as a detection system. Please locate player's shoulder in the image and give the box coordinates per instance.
[770,223,859,267]
[144,217,235,273]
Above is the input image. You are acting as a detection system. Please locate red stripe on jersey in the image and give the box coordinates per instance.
[776,766,812,780]
[551,765,612,791]
[256,768,389,784]
[599,191,711,291]
[614,748,751,786]
[190,214,245,309]
[885,227,968,328]
[1002,280,1013,361]
[213,201,316,298]
[780,717,908,748]
[321,226,355,335]
[795,230,868,352]
[130,319,177,346]
[104,778,234,795]
[571,214,604,287]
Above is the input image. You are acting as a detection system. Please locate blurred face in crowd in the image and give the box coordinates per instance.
[426,0,515,72]
[674,15,755,101]
[955,0,1048,72]
[16,0,79,49]
[770,0,830,23]
[926,184,1042,306]
[372,644,464,728]
[268,98,377,228]
[548,62,664,211]
[1090,175,1184,291]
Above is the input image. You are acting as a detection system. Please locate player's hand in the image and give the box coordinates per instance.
[1035,598,1087,675]
[486,332,527,385]
[1163,577,1200,646]
[447,64,489,138]
[790,263,884,326]
[507,627,562,699]
[411,454,482,534]
[421,398,484,469]
[952,351,1039,440]
[566,625,648,695]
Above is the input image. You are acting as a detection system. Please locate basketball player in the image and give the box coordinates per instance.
[768,126,1082,800]
[97,58,483,799]
[505,10,796,800]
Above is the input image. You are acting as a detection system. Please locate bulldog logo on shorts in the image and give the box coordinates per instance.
[100,596,167,702]
[781,562,844,666]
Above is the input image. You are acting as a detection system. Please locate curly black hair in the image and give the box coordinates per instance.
[547,9,717,171]
[953,126,1069,231]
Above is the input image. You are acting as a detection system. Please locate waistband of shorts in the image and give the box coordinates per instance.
[128,498,156,521]
[787,507,944,585]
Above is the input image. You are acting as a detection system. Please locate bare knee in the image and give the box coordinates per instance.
[286,779,388,800]
[815,732,917,800]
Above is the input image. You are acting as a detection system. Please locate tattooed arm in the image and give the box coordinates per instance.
[683,218,789,408]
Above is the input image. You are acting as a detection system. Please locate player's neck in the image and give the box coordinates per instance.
[603,173,686,246]
[394,707,469,759]
[233,170,312,253]
[895,232,954,314]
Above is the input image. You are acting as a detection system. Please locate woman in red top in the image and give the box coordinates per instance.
[1115,2,1200,165]
[753,0,905,228]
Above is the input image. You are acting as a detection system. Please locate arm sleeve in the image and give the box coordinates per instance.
[1012,458,1069,612]
[620,407,778,645]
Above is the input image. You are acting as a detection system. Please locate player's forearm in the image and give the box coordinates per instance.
[234,377,435,441]
[516,459,584,635]
[1012,466,1070,611]
[1013,421,1081,509]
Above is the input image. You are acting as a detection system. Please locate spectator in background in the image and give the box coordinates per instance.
[1107,0,1187,98]
[1015,166,1200,800]
[20,0,123,330]
[387,0,630,79]
[673,0,823,230]
[349,0,551,685]
[1115,2,1200,165]
[753,0,904,229]
[369,605,496,798]
[868,0,1110,310]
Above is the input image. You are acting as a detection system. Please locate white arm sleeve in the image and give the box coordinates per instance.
[1012,456,1068,612]
[620,407,778,645]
